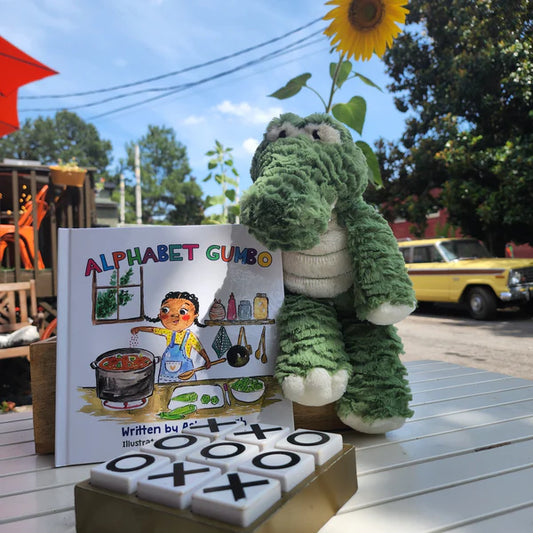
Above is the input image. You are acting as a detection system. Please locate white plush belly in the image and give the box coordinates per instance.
[282,218,353,298]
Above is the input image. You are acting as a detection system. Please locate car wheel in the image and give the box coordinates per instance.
[519,301,533,316]
[466,287,497,320]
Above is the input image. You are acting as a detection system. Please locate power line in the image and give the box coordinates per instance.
[89,34,327,120]
[19,17,324,100]
[20,30,327,116]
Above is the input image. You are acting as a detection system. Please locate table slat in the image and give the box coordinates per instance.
[0,485,75,524]
[0,510,76,533]
[446,505,533,532]
[412,377,530,403]
[320,467,533,533]
[0,418,34,434]
[0,428,34,446]
[0,440,35,459]
[0,453,55,476]
[341,438,533,511]
[350,416,533,475]
[409,372,520,392]
[0,464,93,497]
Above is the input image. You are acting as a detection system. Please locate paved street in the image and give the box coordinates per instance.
[397,306,533,381]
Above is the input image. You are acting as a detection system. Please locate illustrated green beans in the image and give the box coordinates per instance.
[158,404,197,419]
[172,392,198,403]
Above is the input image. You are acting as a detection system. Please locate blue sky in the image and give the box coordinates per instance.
[2,0,408,204]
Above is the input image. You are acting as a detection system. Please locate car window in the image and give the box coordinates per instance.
[411,245,443,263]
[439,240,491,260]
[400,247,411,263]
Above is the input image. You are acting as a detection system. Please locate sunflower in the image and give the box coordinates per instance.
[323,0,409,61]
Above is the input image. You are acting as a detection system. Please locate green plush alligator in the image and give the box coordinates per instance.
[241,112,417,434]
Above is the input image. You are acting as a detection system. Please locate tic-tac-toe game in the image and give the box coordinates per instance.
[75,420,357,532]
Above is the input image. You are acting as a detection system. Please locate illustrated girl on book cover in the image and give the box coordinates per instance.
[131,291,212,383]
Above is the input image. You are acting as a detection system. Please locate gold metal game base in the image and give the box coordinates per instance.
[75,444,357,533]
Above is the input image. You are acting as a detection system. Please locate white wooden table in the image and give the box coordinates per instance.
[1,360,532,532]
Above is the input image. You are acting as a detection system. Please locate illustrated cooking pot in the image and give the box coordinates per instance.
[90,348,160,406]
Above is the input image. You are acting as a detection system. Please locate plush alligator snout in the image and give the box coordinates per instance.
[240,148,334,250]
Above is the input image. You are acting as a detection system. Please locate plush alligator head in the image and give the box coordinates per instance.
[240,112,369,251]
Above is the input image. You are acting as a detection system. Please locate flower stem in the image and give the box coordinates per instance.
[326,53,346,113]
[305,85,328,112]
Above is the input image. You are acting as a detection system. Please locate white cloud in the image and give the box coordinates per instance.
[216,100,282,124]
[242,138,259,155]
[182,115,206,125]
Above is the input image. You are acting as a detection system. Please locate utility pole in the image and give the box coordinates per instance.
[119,173,125,225]
[135,144,142,225]
[235,173,240,224]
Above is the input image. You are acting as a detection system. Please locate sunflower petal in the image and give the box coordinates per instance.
[323,0,408,62]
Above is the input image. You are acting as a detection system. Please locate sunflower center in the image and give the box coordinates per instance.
[348,0,384,31]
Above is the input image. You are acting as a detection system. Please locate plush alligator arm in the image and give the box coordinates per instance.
[340,199,416,324]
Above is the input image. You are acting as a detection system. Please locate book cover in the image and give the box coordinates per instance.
[55,224,291,466]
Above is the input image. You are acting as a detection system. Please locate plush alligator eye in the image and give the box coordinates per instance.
[266,121,299,142]
[304,123,342,144]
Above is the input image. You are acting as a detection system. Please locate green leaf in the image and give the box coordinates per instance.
[225,190,236,202]
[204,194,226,208]
[207,160,217,170]
[356,140,382,187]
[202,173,212,182]
[224,177,239,187]
[330,61,352,88]
[268,73,312,100]
[228,205,241,216]
[205,150,216,156]
[332,97,367,135]
[354,73,382,92]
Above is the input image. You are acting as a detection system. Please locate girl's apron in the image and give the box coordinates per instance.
[158,330,195,383]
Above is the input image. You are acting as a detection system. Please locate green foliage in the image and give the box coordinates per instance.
[0,110,112,173]
[120,125,204,225]
[376,0,533,255]
[332,97,366,135]
[203,140,240,224]
[268,73,312,99]
[95,268,134,319]
[269,58,383,187]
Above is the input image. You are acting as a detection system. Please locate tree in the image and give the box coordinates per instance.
[121,125,204,225]
[371,0,533,255]
[0,110,112,173]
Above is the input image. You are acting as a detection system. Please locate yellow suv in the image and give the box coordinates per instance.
[398,238,533,320]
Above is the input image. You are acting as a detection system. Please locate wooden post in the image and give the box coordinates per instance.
[29,338,57,454]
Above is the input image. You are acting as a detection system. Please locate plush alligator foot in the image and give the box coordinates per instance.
[339,412,406,434]
[366,302,416,326]
[281,368,349,406]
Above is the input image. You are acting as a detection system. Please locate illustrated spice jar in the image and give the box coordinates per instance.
[253,293,269,320]
[238,300,252,320]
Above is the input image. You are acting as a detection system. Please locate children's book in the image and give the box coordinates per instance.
[55,224,291,466]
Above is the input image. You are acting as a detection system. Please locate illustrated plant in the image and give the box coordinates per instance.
[269,0,409,187]
[95,268,134,319]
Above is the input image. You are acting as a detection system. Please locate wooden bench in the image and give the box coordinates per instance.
[0,280,38,360]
